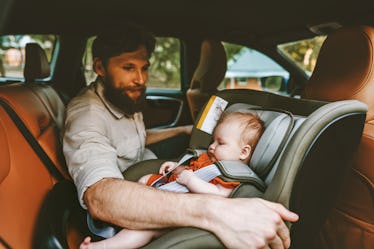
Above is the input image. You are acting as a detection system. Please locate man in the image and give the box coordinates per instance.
[63,23,298,249]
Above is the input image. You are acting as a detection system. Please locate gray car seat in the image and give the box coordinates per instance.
[124,88,367,249]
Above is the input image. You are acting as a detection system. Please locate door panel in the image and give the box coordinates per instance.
[143,95,184,129]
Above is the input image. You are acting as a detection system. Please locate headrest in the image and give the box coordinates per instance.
[225,103,294,178]
[302,25,374,122]
[24,43,51,81]
[194,96,294,179]
[190,40,227,92]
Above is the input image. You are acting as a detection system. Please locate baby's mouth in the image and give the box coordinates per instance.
[208,152,217,163]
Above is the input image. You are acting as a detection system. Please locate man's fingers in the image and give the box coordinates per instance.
[268,235,284,249]
[260,199,299,222]
[276,221,291,248]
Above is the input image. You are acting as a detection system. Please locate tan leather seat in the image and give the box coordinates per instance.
[186,40,227,121]
[0,43,73,248]
[301,25,374,249]
[0,43,69,179]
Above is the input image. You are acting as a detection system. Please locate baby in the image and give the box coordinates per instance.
[81,111,264,249]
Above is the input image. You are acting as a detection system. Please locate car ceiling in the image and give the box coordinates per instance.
[3,0,374,46]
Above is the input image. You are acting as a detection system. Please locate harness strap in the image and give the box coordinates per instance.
[159,161,265,192]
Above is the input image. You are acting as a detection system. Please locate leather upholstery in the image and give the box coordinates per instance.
[186,40,227,120]
[0,84,69,179]
[0,105,55,248]
[301,25,374,249]
[24,43,51,81]
[0,114,10,184]
[0,43,71,248]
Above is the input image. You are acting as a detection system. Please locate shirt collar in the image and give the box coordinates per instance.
[94,77,129,119]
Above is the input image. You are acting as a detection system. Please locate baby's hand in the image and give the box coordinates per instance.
[159,161,178,175]
[176,170,194,185]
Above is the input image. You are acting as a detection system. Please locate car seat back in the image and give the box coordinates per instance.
[0,43,76,248]
[301,25,374,249]
[0,101,57,248]
[186,39,227,121]
[0,43,69,179]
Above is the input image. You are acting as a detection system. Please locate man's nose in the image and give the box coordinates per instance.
[135,70,146,84]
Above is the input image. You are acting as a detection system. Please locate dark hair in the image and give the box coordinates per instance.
[92,23,156,64]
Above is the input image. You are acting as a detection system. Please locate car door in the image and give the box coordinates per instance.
[143,37,191,129]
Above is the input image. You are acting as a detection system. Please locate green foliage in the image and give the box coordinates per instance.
[148,37,181,89]
[278,36,326,73]
[223,42,244,62]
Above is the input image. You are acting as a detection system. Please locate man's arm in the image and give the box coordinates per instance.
[85,178,298,249]
[146,125,192,145]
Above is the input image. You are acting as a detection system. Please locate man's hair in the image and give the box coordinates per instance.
[218,111,264,149]
[92,23,156,64]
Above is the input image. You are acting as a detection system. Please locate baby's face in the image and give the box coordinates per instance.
[207,119,243,162]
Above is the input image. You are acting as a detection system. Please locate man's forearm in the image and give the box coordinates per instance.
[146,125,191,145]
[84,178,299,248]
[84,178,215,230]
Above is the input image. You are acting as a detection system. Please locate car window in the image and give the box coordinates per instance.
[83,36,181,89]
[220,42,290,95]
[0,34,57,80]
[277,35,327,77]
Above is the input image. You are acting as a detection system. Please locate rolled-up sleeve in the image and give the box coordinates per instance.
[63,106,123,209]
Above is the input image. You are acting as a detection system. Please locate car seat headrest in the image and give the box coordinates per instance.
[225,103,294,178]
[302,25,374,122]
[24,43,51,81]
[193,96,294,179]
[190,40,227,92]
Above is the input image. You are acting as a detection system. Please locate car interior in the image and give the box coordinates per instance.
[0,0,373,249]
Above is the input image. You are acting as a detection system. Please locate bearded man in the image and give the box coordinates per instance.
[62,23,298,249]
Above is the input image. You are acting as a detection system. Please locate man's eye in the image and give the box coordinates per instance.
[142,65,150,71]
[123,66,134,71]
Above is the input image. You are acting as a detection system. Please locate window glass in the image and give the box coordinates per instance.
[83,36,181,89]
[0,34,57,79]
[277,35,326,76]
[220,42,289,95]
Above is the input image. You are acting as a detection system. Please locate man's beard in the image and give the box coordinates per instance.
[103,80,146,115]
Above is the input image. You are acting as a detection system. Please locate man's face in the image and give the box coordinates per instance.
[96,46,150,114]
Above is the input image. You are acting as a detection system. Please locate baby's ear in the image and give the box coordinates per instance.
[240,145,251,161]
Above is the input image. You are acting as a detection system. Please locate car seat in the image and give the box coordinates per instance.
[0,43,80,248]
[186,39,227,121]
[301,25,374,249]
[121,88,367,249]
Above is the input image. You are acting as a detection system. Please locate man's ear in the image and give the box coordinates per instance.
[239,145,251,161]
[93,58,105,77]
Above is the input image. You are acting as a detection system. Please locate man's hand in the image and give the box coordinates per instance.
[205,197,299,249]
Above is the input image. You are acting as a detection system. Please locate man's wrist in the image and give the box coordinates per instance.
[195,195,226,234]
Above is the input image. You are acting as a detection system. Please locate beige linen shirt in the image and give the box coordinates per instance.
[63,78,156,208]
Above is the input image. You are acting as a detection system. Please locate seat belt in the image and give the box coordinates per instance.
[0,235,12,249]
[0,98,64,181]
